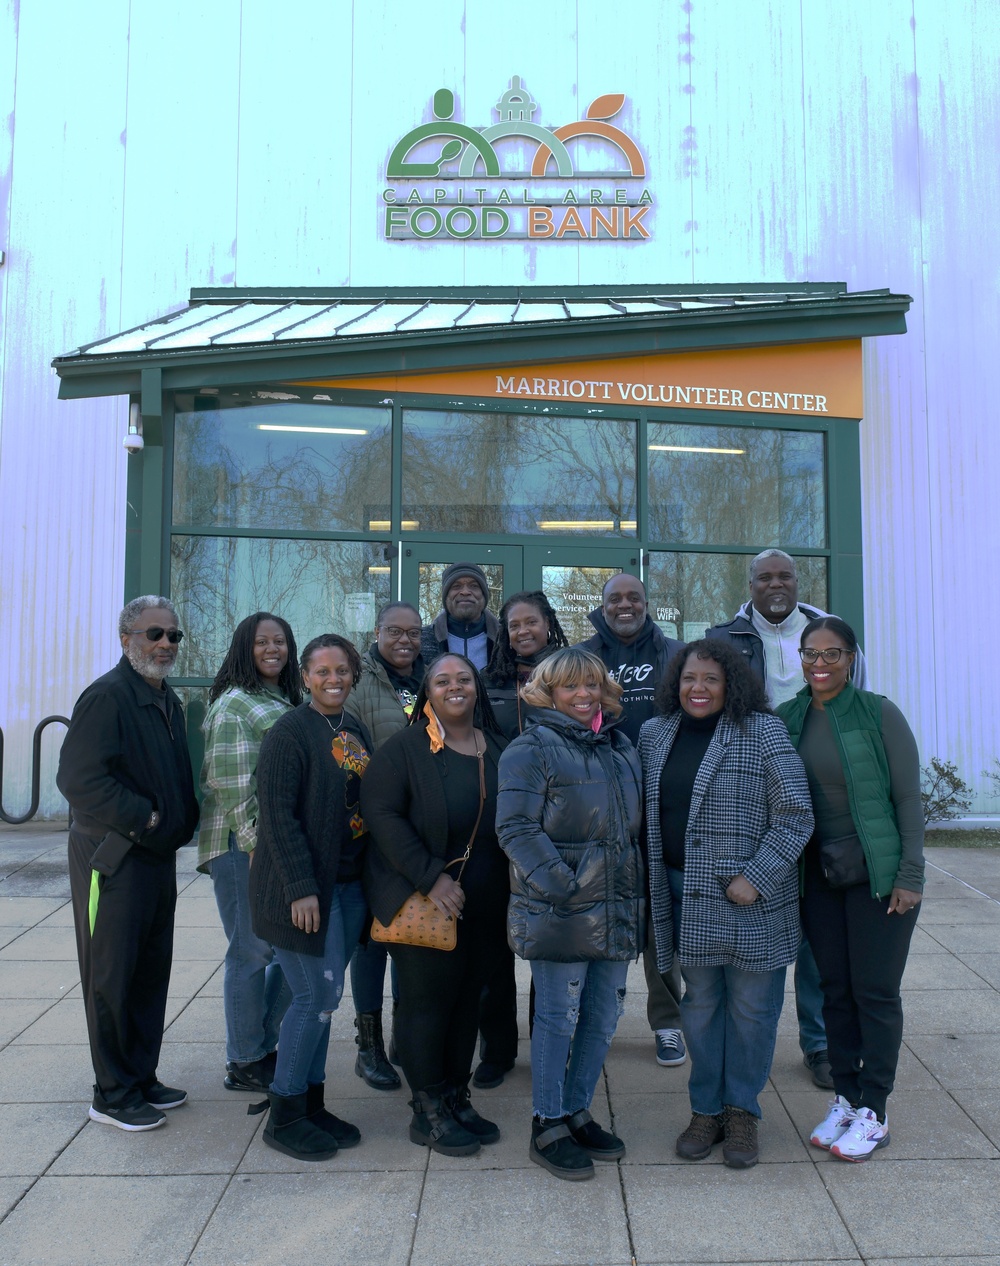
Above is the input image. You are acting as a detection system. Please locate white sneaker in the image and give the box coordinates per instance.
[809,1095,856,1150]
[830,1107,889,1162]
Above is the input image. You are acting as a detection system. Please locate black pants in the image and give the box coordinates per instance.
[801,863,918,1117]
[68,830,177,1106]
[388,899,506,1095]
[478,943,519,1065]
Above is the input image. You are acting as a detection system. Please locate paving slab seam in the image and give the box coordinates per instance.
[402,1139,431,1266]
[925,860,1000,908]
[0,992,77,1054]
[179,1102,267,1264]
[604,1067,639,1266]
[0,1112,89,1228]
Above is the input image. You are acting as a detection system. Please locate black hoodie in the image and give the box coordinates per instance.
[577,610,686,745]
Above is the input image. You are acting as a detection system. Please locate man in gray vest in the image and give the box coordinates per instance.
[706,548,869,1089]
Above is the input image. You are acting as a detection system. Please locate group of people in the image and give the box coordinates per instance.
[56,549,924,1179]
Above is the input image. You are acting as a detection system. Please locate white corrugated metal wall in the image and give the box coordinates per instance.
[0,0,996,816]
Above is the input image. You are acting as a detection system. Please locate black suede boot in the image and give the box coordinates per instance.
[529,1117,594,1181]
[255,1091,338,1161]
[408,1084,480,1156]
[445,1082,500,1143]
[354,1012,401,1091]
[305,1083,361,1149]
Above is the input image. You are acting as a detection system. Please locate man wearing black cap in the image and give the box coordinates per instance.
[420,563,501,671]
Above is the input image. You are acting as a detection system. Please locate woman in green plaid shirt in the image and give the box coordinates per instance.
[198,613,301,1092]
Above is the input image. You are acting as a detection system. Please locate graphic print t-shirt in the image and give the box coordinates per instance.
[329,715,371,881]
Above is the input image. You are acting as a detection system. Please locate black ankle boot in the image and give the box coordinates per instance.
[354,1011,401,1091]
[305,1083,361,1149]
[529,1117,594,1181]
[445,1082,500,1143]
[254,1091,338,1161]
[408,1084,480,1156]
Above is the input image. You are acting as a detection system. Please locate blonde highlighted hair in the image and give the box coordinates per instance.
[519,646,623,717]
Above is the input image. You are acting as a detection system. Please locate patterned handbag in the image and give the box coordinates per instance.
[370,750,485,952]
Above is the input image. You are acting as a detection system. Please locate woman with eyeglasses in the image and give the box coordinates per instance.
[777,616,924,1163]
[199,613,300,1095]
[344,602,426,1091]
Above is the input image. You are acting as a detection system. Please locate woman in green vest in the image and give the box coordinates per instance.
[777,616,924,1163]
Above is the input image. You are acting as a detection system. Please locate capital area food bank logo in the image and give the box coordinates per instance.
[382,77,652,242]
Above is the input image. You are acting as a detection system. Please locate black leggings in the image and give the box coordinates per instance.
[801,863,918,1117]
[388,898,507,1094]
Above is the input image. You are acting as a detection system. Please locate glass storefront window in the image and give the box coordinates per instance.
[645,551,828,641]
[402,409,637,537]
[173,392,391,532]
[541,565,623,644]
[647,421,825,548]
[170,536,391,678]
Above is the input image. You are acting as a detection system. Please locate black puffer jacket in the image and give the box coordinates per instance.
[496,710,645,963]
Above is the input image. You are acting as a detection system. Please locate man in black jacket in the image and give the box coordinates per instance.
[419,563,500,671]
[57,596,199,1131]
[578,574,689,1070]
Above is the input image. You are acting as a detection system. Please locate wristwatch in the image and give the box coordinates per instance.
[145,810,160,831]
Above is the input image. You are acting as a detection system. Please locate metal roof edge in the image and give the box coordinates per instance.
[187,282,851,303]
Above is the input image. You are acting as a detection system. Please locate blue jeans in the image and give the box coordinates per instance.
[530,959,629,1120]
[272,881,367,1097]
[349,936,399,1013]
[681,962,786,1118]
[795,936,828,1055]
[209,835,290,1065]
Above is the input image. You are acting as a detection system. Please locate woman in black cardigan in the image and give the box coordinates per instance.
[250,634,373,1162]
[361,653,508,1157]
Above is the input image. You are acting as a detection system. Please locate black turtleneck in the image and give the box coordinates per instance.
[658,709,723,870]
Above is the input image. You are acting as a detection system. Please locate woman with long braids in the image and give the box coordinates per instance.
[484,590,569,742]
[249,634,374,1161]
[198,612,300,1094]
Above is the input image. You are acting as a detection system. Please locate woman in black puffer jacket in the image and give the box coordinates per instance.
[497,646,644,1182]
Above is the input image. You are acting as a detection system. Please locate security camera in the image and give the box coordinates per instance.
[123,430,145,453]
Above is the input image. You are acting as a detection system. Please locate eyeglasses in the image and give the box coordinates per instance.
[130,627,184,644]
[799,647,847,664]
[381,626,422,641]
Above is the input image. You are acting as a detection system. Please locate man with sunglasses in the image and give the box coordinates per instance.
[57,595,199,1131]
[705,549,868,1092]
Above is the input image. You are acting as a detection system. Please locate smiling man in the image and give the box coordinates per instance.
[705,548,869,1091]
[420,563,500,671]
[57,596,199,1131]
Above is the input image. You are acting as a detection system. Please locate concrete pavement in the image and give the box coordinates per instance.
[1,821,999,1266]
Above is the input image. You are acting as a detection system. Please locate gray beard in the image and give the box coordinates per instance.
[124,642,173,682]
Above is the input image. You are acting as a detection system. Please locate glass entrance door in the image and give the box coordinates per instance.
[524,545,640,645]
[400,543,523,626]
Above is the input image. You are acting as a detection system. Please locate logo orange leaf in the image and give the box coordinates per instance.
[586,93,625,120]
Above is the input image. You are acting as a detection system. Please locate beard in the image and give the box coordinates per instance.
[124,641,175,682]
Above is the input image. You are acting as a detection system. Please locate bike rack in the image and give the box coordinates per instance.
[0,716,71,825]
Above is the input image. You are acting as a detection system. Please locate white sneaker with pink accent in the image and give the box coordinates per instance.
[809,1095,856,1150]
[830,1106,890,1161]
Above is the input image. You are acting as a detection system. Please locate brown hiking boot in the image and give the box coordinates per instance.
[675,1112,725,1160]
[722,1106,759,1169]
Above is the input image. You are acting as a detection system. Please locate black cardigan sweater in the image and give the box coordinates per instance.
[360,718,507,926]
[250,703,372,956]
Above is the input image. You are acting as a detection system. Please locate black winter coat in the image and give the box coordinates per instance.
[497,710,645,963]
[56,657,198,860]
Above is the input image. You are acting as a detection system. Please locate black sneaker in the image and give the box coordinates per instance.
[90,1095,165,1132]
[804,1049,835,1090]
[225,1058,273,1092]
[472,1059,515,1090]
[143,1081,188,1110]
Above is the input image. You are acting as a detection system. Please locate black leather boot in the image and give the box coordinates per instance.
[354,1011,401,1091]
[445,1081,500,1143]
[408,1084,480,1156]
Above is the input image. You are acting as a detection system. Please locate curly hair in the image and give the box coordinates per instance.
[519,646,623,718]
[299,633,362,684]
[410,652,504,737]
[483,590,569,685]
[654,639,770,724]
[208,612,302,705]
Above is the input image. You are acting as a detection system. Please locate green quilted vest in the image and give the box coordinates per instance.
[777,683,901,899]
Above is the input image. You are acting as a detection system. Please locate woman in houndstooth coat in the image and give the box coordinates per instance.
[638,639,813,1170]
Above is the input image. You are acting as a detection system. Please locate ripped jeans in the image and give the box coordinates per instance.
[271,881,367,1097]
[529,958,629,1120]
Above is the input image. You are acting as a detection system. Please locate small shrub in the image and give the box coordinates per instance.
[920,758,973,825]
[984,757,1000,799]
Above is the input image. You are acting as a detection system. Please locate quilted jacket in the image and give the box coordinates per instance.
[497,710,645,963]
[638,709,813,974]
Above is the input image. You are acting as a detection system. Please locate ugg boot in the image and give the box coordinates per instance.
[445,1081,500,1143]
[408,1084,480,1156]
[354,1011,401,1091]
[305,1083,361,1149]
[254,1091,337,1161]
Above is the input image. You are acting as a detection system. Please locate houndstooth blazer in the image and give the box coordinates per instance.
[638,710,813,974]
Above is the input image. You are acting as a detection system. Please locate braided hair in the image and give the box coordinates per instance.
[208,612,302,705]
[483,590,569,686]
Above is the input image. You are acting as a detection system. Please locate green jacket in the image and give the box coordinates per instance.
[346,649,414,752]
[777,683,901,899]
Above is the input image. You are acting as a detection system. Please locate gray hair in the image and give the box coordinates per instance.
[118,595,178,637]
[748,549,797,580]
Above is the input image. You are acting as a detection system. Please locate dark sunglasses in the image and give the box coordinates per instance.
[130,627,184,644]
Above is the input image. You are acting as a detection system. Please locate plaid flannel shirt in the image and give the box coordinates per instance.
[197,686,293,871]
